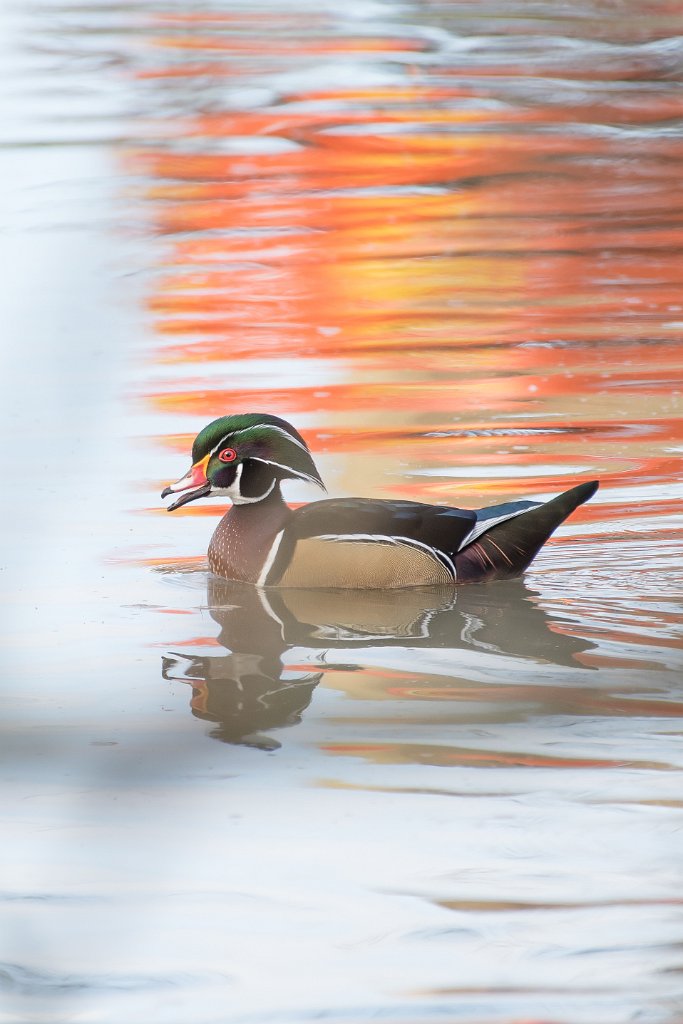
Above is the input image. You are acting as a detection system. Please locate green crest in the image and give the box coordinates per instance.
[192,413,325,490]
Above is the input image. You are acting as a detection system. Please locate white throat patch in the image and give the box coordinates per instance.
[211,463,276,505]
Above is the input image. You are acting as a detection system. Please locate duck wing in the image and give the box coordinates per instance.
[455,480,599,582]
[260,483,598,588]
[263,498,477,588]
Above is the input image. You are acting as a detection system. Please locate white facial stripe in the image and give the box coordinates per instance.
[206,423,310,461]
[250,457,322,489]
[207,461,242,501]
[230,423,310,452]
[210,463,277,505]
[234,480,276,505]
[207,434,234,459]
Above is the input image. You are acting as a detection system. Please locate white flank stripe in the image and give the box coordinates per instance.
[315,533,456,581]
[258,529,285,587]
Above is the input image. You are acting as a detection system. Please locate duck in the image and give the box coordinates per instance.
[161,412,598,589]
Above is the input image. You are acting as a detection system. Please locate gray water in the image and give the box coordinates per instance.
[1,2,683,1022]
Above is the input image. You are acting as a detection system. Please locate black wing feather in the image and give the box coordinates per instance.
[293,498,475,546]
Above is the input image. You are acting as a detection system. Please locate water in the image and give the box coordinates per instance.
[1,1,682,1022]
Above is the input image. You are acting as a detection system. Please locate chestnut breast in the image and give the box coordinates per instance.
[208,499,291,584]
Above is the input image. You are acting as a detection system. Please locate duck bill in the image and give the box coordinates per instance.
[161,456,211,511]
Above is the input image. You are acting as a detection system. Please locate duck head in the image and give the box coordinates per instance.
[161,413,325,511]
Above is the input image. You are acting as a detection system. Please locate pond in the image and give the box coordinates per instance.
[1,2,682,1022]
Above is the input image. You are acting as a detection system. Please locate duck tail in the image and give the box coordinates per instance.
[455,480,599,583]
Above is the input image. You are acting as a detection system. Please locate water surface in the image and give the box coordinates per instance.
[1,2,682,1022]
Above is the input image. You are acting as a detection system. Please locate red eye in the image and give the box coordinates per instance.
[218,447,237,463]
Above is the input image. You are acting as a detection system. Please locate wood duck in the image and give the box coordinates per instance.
[161,413,598,588]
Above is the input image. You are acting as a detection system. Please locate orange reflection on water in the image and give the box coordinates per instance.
[320,742,666,770]
[135,7,683,545]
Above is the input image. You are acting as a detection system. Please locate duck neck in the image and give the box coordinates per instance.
[208,482,291,585]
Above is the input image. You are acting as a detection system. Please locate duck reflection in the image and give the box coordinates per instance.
[163,578,593,747]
